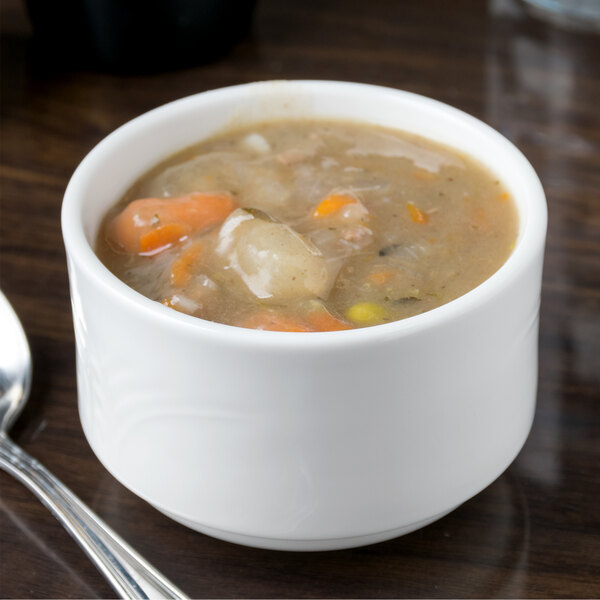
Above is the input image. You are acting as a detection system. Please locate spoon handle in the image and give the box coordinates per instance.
[0,434,188,600]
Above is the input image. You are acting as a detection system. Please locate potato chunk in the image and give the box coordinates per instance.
[217,208,337,302]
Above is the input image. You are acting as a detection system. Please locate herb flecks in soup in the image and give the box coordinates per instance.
[97,120,518,331]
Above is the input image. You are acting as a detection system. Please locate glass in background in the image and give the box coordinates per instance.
[520,0,600,32]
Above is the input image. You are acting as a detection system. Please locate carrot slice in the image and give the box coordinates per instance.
[170,243,203,287]
[368,270,395,285]
[240,311,312,332]
[108,192,235,254]
[306,310,352,331]
[240,307,352,332]
[139,223,191,255]
[312,194,357,218]
[407,202,429,224]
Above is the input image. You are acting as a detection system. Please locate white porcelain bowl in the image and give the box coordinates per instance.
[62,81,547,551]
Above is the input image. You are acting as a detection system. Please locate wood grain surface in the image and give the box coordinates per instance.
[1,0,599,597]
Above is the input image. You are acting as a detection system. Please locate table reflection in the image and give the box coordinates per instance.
[81,468,531,597]
[485,0,599,491]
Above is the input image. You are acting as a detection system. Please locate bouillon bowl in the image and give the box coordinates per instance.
[62,81,547,550]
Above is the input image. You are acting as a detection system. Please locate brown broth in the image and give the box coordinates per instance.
[96,120,518,330]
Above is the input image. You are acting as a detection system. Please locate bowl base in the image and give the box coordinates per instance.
[155,506,457,551]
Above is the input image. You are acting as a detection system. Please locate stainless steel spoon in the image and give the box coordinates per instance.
[0,291,189,599]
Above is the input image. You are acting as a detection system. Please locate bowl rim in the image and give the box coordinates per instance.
[62,79,547,349]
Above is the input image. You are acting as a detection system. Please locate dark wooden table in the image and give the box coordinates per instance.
[1,0,599,597]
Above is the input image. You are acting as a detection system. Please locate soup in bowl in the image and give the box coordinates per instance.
[96,119,519,331]
[62,81,546,550]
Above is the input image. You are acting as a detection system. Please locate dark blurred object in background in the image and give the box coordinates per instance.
[520,0,600,32]
[25,0,257,74]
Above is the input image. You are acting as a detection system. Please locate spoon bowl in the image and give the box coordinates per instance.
[0,290,187,599]
[0,292,31,433]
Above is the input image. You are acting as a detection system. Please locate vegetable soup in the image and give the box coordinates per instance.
[96,120,518,331]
